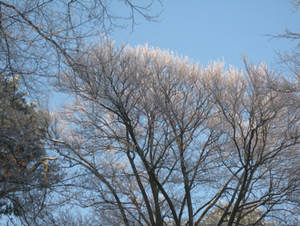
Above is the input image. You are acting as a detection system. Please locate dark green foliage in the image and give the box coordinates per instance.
[0,74,48,216]
[199,201,276,226]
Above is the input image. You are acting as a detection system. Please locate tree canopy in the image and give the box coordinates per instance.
[1,1,300,225]
[0,0,162,94]
[45,40,300,225]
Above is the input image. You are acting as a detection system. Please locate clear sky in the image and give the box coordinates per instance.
[109,0,300,70]
[49,0,300,107]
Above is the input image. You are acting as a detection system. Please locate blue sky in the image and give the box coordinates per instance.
[49,1,300,107]
[110,0,300,70]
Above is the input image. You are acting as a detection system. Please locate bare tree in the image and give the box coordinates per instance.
[0,0,162,95]
[0,1,162,224]
[48,39,300,225]
[203,60,300,225]
[49,39,217,225]
[267,0,300,91]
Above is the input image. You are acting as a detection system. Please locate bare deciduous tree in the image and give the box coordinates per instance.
[48,39,300,225]
[267,0,300,92]
[205,60,300,225]
[0,1,162,223]
[0,0,162,94]
[50,40,216,225]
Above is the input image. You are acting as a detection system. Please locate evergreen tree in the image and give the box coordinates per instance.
[200,201,276,226]
[0,74,53,218]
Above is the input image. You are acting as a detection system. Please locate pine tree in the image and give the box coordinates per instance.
[0,74,50,216]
